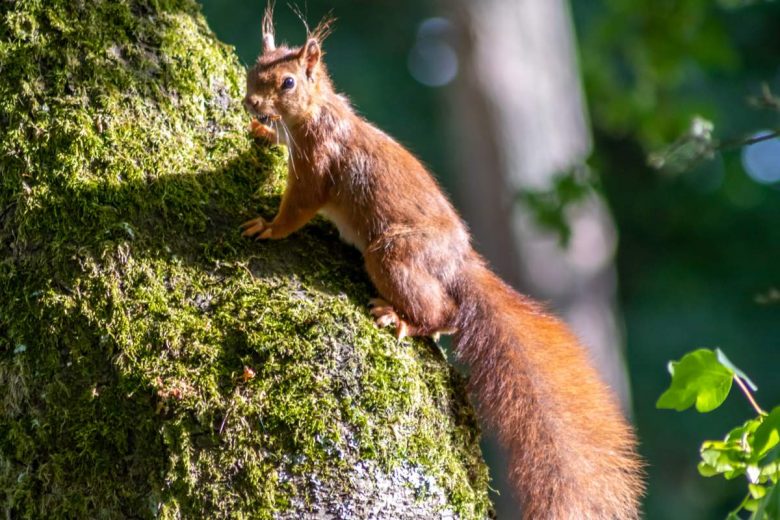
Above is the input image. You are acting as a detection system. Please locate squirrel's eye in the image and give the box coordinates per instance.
[281,77,295,90]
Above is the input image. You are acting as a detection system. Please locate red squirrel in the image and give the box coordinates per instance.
[241,7,644,519]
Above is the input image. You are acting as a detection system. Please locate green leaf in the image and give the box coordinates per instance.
[698,462,720,477]
[699,445,745,479]
[760,461,779,484]
[698,419,764,480]
[657,349,735,412]
[751,483,780,520]
[716,348,758,391]
[750,484,767,499]
[755,407,780,457]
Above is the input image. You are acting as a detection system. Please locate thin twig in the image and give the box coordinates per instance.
[734,375,767,416]
[717,129,780,151]
[236,261,255,280]
[219,407,231,435]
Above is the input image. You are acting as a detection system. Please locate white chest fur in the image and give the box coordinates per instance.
[318,205,366,253]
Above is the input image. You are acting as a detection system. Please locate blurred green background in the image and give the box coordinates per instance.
[199,0,780,518]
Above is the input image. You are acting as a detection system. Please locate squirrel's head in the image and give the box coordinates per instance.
[244,4,334,127]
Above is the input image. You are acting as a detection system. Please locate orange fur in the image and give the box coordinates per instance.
[242,8,644,518]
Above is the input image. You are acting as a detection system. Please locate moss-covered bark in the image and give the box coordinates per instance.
[0,1,491,518]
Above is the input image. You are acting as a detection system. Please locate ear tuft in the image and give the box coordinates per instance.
[310,13,336,44]
[261,2,275,53]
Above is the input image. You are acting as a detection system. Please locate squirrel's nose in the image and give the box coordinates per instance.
[243,96,261,112]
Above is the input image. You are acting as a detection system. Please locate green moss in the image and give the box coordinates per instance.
[0,1,491,518]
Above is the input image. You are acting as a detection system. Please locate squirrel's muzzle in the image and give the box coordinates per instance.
[258,114,281,125]
[242,96,280,125]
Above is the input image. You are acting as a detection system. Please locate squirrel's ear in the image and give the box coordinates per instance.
[300,39,321,79]
[261,4,275,53]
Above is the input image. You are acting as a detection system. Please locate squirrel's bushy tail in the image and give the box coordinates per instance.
[453,259,643,519]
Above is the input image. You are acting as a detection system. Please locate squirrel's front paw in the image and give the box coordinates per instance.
[240,216,273,240]
[249,118,277,143]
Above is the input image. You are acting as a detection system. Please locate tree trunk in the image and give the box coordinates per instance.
[0,1,490,518]
[443,0,631,516]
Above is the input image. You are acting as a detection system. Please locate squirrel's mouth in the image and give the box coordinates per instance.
[257,113,281,125]
[242,98,281,125]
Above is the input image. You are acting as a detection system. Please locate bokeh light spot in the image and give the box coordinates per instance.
[407,17,458,88]
[741,131,780,185]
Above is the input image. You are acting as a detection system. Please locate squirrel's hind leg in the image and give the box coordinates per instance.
[364,250,457,339]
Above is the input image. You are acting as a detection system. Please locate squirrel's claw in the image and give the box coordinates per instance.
[369,301,410,340]
[395,321,409,340]
[241,216,273,240]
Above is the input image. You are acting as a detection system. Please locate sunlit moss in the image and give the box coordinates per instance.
[0,1,491,518]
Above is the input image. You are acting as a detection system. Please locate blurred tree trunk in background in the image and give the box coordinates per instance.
[444,0,630,405]
[442,0,631,512]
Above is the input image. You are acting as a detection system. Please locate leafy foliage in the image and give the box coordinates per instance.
[576,1,780,512]
[579,0,739,149]
[648,85,780,175]
[516,165,596,246]
[659,349,780,518]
